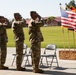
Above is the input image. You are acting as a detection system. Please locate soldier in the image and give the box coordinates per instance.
[28,11,44,73]
[12,13,26,71]
[0,16,8,70]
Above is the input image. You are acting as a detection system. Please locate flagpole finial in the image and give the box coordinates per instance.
[59,3,62,6]
[65,3,67,6]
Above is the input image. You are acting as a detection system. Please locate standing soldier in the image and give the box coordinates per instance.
[0,16,8,70]
[28,11,44,73]
[12,13,26,71]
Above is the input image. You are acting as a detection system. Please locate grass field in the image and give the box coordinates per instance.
[7,26,76,48]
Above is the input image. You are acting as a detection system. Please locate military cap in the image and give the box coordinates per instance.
[14,13,21,17]
[30,11,36,14]
[0,16,4,19]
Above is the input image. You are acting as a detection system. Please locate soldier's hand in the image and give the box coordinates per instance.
[5,37,8,42]
[36,13,41,20]
[31,22,36,27]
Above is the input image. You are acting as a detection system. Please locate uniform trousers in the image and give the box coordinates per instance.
[31,42,41,70]
[15,40,24,69]
[0,41,7,67]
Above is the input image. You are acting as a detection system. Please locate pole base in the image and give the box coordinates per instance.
[59,50,76,60]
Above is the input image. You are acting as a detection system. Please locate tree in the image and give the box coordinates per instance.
[47,16,55,26]
[67,0,76,8]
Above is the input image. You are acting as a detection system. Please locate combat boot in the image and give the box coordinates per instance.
[0,65,9,70]
[33,69,44,73]
[16,67,26,71]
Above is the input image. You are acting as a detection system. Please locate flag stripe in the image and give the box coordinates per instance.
[60,8,76,31]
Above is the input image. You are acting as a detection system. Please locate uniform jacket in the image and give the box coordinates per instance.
[28,18,44,44]
[0,23,8,43]
[12,19,25,41]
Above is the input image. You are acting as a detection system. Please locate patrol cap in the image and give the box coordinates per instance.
[30,11,37,18]
[30,11,36,14]
[0,16,4,19]
[14,13,21,17]
[30,11,41,19]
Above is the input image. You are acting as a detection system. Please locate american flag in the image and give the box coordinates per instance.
[60,8,76,31]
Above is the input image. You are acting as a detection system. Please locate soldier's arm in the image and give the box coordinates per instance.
[35,13,44,27]
[3,23,8,26]
[11,22,21,35]
[32,19,44,27]
[0,23,8,30]
[14,20,23,24]
[21,18,26,27]
[14,19,25,27]
[11,21,17,32]
[4,28,8,42]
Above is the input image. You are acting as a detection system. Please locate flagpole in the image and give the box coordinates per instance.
[73,31,75,50]
[62,27,65,50]
[60,3,66,50]
[67,29,70,50]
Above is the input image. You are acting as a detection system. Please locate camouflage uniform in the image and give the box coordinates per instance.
[0,23,8,67]
[12,19,25,69]
[28,18,44,70]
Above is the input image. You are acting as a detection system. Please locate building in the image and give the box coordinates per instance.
[43,16,61,26]
[25,16,61,26]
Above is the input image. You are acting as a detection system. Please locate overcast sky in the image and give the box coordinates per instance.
[0,0,73,19]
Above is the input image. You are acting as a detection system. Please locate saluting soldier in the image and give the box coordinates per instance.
[28,11,44,73]
[0,16,8,70]
[12,13,26,71]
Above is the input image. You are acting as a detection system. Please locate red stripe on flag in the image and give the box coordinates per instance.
[61,9,76,31]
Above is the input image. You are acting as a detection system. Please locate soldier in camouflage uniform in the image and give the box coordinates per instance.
[28,11,44,73]
[0,16,8,70]
[12,13,26,71]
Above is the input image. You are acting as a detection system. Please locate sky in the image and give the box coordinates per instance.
[0,0,74,19]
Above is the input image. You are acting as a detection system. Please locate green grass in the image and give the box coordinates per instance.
[7,26,76,48]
